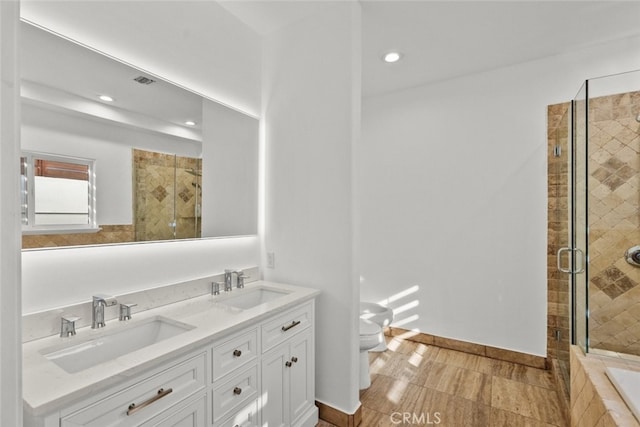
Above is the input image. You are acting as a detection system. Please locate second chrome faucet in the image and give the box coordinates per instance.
[224,269,249,291]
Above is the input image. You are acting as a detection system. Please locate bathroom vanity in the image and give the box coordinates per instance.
[22,280,319,427]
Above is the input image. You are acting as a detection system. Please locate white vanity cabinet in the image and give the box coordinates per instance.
[24,291,318,427]
[261,303,316,427]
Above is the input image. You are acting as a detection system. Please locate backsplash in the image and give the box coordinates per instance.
[22,266,259,342]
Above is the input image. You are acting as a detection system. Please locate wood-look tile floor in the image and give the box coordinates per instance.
[317,336,567,427]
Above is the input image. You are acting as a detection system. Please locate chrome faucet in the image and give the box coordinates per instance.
[224,269,249,291]
[92,295,117,328]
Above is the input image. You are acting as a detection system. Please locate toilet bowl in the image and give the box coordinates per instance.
[360,302,394,351]
[359,318,382,389]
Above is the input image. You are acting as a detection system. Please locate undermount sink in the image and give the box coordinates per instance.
[219,287,290,310]
[42,316,194,374]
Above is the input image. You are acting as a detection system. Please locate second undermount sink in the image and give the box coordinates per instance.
[42,316,194,374]
[219,287,290,310]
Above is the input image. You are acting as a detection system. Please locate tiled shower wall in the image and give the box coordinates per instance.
[587,91,640,356]
[133,149,201,242]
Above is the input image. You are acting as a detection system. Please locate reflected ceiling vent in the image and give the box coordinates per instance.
[133,76,156,85]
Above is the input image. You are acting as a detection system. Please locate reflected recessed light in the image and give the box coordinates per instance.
[185,121,196,126]
[98,95,114,102]
[382,51,403,63]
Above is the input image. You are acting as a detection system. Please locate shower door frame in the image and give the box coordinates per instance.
[568,83,589,354]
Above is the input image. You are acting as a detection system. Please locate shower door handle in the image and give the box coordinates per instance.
[557,247,585,274]
[574,248,585,274]
[557,247,572,273]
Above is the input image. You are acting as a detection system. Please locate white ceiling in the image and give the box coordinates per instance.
[359,1,640,97]
[19,1,640,110]
[217,0,640,97]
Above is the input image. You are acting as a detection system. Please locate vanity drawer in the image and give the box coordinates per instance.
[141,394,206,427]
[61,352,206,426]
[212,365,258,423]
[261,302,312,353]
[215,398,258,427]
[212,328,258,382]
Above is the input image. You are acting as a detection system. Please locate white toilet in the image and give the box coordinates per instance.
[359,318,383,389]
[358,301,394,389]
[359,302,394,351]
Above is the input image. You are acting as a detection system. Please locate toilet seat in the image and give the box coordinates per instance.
[359,302,394,327]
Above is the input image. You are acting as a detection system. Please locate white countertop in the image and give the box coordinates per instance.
[23,280,320,416]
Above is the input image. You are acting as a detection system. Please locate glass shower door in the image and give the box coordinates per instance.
[571,82,589,353]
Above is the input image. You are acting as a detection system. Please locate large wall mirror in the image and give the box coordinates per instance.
[20,20,259,249]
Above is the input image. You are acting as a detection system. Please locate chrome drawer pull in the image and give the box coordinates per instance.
[126,388,173,416]
[233,349,242,357]
[233,386,242,395]
[281,320,301,332]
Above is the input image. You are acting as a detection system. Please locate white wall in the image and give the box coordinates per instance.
[0,1,22,424]
[22,235,259,313]
[22,104,201,225]
[201,99,259,237]
[262,3,361,414]
[360,34,640,357]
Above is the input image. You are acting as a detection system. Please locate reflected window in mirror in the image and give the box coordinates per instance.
[21,151,97,234]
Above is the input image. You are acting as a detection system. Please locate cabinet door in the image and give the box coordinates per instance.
[261,347,288,427]
[289,329,313,425]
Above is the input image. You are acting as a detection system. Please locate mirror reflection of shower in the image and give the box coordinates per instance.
[186,168,202,227]
[133,149,202,241]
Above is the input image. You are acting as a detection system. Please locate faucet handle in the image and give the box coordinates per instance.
[212,282,222,295]
[236,271,250,289]
[60,315,80,337]
[119,303,137,321]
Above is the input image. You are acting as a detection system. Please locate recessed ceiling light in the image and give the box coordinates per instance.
[382,51,403,63]
[185,121,196,126]
[98,95,114,102]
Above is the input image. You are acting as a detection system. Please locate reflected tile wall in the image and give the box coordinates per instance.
[22,224,135,249]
